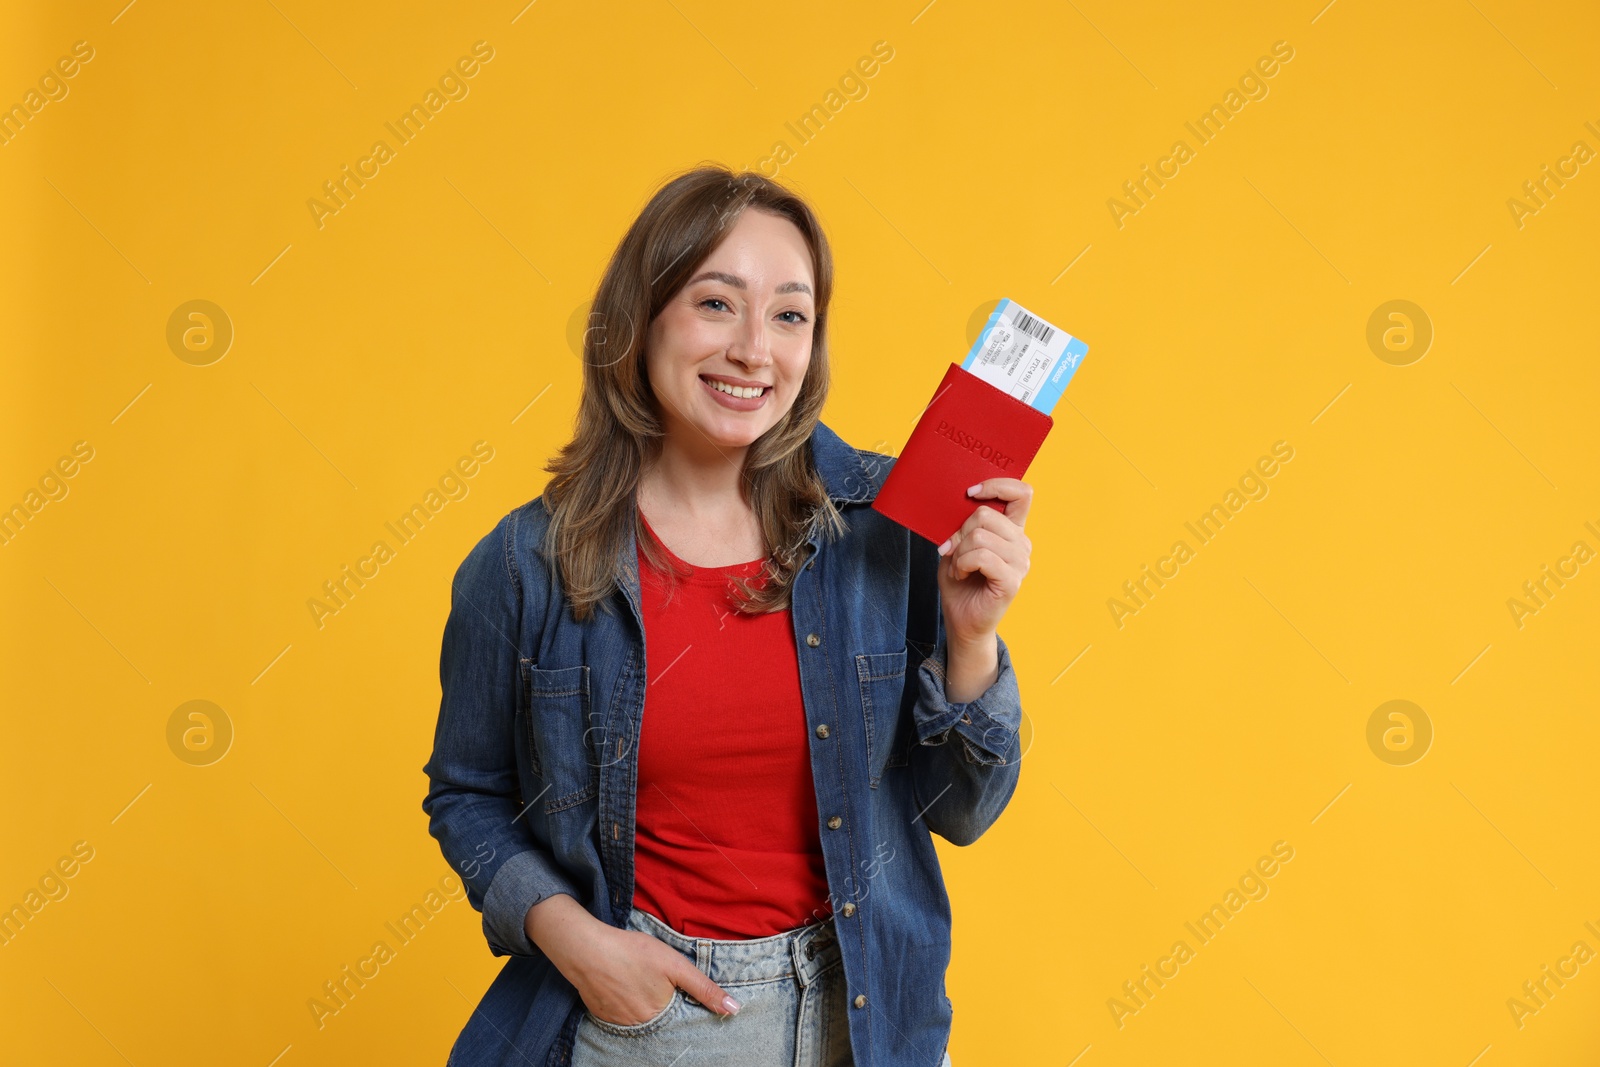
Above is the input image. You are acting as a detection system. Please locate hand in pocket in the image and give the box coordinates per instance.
[577,925,742,1026]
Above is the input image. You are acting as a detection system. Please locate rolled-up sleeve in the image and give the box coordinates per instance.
[421,510,582,958]
[912,632,1023,765]
[906,597,1025,847]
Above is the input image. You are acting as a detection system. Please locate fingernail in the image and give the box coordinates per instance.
[966,483,983,495]
[722,995,742,1015]
[936,538,951,555]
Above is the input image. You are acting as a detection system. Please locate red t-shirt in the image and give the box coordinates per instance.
[630,512,832,939]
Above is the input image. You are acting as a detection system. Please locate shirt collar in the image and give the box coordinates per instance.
[809,420,881,504]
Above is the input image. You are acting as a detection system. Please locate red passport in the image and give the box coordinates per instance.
[871,362,1053,545]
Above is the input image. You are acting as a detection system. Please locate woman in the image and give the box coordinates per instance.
[422,164,1033,1067]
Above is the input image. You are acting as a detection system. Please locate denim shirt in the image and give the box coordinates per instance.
[421,420,1025,1067]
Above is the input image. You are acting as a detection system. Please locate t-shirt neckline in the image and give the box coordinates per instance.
[638,510,767,583]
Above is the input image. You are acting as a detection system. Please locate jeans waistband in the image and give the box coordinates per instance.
[626,907,841,989]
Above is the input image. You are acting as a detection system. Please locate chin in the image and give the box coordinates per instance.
[698,421,769,448]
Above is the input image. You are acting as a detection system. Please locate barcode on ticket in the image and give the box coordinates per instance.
[1010,310,1054,346]
[960,298,1088,416]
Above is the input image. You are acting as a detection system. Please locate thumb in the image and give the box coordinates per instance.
[671,957,742,1016]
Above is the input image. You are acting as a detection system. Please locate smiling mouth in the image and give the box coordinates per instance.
[700,375,769,399]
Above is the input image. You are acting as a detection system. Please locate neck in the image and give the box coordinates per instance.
[639,431,751,518]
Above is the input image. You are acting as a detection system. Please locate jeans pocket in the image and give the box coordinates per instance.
[584,988,684,1037]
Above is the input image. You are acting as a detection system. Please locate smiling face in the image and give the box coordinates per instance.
[643,207,817,453]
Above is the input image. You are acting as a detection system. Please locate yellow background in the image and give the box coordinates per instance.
[3,0,1598,1063]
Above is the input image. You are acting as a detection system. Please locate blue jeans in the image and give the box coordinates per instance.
[571,907,955,1067]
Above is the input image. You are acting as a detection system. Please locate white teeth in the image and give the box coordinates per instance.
[706,378,765,399]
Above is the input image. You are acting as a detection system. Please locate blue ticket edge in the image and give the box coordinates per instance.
[960,298,1089,416]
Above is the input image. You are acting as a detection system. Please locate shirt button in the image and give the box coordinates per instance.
[841,902,856,917]
[805,633,821,647]
[815,723,830,739]
[827,816,842,830]
[854,994,867,1008]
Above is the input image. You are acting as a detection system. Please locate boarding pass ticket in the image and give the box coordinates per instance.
[960,299,1088,415]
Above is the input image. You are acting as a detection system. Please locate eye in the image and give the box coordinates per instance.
[699,297,730,313]
[777,310,809,324]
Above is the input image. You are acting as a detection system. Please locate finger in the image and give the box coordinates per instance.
[942,502,1026,556]
[940,543,1017,591]
[672,959,743,1016]
[964,478,1034,528]
[947,523,1028,573]
[968,502,1027,542]
[948,544,1021,592]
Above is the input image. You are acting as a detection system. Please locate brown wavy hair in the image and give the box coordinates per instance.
[540,163,846,621]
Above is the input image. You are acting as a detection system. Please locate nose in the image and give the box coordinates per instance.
[726,307,771,367]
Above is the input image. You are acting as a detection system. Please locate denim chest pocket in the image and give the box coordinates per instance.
[856,649,910,789]
[519,662,599,813]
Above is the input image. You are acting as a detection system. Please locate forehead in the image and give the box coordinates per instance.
[693,209,814,289]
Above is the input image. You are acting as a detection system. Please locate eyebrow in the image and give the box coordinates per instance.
[687,270,812,297]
